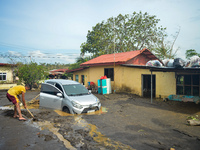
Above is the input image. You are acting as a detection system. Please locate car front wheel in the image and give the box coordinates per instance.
[63,106,70,114]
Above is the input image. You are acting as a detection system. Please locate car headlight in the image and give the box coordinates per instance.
[96,98,100,105]
[71,101,83,109]
[96,98,100,103]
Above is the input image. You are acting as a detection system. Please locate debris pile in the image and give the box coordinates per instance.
[146,55,200,68]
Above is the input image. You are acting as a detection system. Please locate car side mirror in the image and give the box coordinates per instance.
[88,90,92,94]
[57,93,63,97]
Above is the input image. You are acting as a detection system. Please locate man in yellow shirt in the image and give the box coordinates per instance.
[6,85,30,121]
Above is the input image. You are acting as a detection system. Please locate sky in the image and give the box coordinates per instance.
[0,0,199,64]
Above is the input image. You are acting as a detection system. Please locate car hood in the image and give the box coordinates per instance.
[69,94,99,105]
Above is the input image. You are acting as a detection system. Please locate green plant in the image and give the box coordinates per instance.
[187,115,199,121]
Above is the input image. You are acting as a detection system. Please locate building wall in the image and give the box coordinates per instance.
[118,67,150,95]
[155,72,176,98]
[0,66,17,90]
[72,65,176,98]
[0,66,14,83]
[119,67,176,98]
[73,66,111,87]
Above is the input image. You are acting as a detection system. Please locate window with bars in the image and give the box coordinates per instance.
[176,74,200,96]
[75,75,79,82]
[0,73,7,81]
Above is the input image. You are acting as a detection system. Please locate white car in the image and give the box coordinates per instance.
[40,79,101,114]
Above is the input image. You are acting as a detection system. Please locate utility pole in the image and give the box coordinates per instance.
[113,21,116,93]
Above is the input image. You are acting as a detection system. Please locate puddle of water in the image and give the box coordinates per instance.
[54,110,74,116]
[1,99,40,110]
[0,106,13,110]
[54,107,108,117]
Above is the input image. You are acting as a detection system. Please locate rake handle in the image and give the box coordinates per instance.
[26,108,35,118]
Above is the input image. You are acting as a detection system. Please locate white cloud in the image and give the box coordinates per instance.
[8,51,22,57]
[28,50,79,64]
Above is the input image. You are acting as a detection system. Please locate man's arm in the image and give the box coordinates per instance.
[22,91,27,109]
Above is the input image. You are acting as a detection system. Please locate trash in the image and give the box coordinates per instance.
[146,60,162,67]
[162,59,174,67]
[188,55,200,68]
[187,120,200,126]
[173,58,185,68]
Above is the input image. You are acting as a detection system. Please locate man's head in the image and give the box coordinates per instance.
[25,85,30,90]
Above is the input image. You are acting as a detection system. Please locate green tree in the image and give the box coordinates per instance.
[68,57,89,70]
[81,11,166,57]
[185,49,200,59]
[15,61,47,89]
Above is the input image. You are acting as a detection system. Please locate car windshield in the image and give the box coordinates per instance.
[63,84,89,96]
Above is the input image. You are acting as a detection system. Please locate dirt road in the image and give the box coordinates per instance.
[1,90,200,150]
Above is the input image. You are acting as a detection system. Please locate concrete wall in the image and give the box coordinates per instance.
[0,84,17,90]
[72,65,176,98]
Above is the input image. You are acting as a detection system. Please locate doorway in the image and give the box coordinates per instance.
[142,74,155,98]
[81,75,85,85]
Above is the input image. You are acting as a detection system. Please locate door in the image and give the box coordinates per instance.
[81,75,85,85]
[142,75,155,98]
[40,83,63,110]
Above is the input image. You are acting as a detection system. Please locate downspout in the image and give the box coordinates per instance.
[151,70,153,103]
[113,21,116,93]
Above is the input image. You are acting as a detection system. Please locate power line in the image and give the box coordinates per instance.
[0,42,38,52]
[0,42,81,54]
[0,54,79,59]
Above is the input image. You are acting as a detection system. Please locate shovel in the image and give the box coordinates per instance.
[26,107,35,118]
[25,107,38,121]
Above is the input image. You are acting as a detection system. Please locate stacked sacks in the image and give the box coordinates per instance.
[186,56,200,68]
[162,58,185,68]
[146,60,163,67]
[162,59,174,67]
[173,58,185,68]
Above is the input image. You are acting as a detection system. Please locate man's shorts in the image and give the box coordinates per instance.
[6,93,18,104]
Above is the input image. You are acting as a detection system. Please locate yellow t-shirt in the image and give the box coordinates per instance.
[8,85,26,102]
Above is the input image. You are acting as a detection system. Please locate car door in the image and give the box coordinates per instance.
[40,83,63,110]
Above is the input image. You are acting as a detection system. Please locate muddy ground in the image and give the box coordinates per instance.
[1,90,200,150]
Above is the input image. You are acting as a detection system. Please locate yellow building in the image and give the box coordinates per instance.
[0,63,17,89]
[69,49,200,99]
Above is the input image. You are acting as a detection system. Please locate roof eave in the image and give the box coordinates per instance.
[80,62,125,67]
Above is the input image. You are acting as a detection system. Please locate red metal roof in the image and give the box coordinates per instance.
[66,67,89,73]
[0,63,16,66]
[80,48,160,67]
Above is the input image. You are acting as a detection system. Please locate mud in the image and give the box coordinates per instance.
[1,90,200,150]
